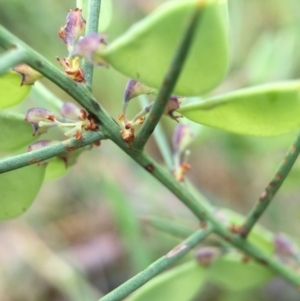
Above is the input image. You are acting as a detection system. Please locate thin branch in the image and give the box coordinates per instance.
[142,215,194,239]
[138,95,173,170]
[99,227,212,301]
[122,150,300,287]
[240,132,300,238]
[82,0,101,89]
[134,4,203,149]
[0,131,105,173]
[0,48,28,75]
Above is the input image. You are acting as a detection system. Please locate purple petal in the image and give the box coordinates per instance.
[172,124,194,154]
[25,108,61,136]
[25,108,55,123]
[28,140,53,152]
[123,79,155,102]
[165,95,183,121]
[71,33,108,66]
[195,247,221,267]
[60,102,83,120]
[59,8,86,53]
[274,233,298,256]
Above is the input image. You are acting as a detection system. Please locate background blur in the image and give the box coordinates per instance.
[1,0,300,300]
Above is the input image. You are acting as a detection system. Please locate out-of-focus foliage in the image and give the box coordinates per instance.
[1,0,300,301]
[0,72,31,108]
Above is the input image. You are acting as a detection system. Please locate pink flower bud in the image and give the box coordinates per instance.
[72,33,108,67]
[123,79,156,103]
[59,8,86,54]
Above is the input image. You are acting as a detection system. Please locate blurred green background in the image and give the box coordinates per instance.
[1,0,300,300]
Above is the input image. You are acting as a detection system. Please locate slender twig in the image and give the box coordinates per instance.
[134,3,203,149]
[240,132,300,238]
[0,131,105,173]
[82,0,101,89]
[99,227,212,301]
[0,47,28,75]
[142,215,194,239]
[121,151,300,287]
[138,95,173,170]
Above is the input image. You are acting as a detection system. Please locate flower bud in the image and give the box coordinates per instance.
[123,79,156,103]
[172,124,195,154]
[194,247,222,267]
[274,233,298,256]
[59,8,86,54]
[72,33,108,67]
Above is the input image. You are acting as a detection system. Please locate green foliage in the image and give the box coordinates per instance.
[0,72,31,108]
[96,0,229,96]
[208,252,274,291]
[127,261,205,301]
[0,110,36,151]
[179,80,300,136]
[44,157,70,180]
[1,1,300,301]
[0,164,45,219]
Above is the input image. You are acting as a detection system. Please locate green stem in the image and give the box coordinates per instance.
[134,4,202,150]
[138,95,173,170]
[122,151,300,287]
[0,48,28,75]
[0,131,105,173]
[99,227,212,301]
[240,132,300,238]
[82,0,101,89]
[143,215,194,239]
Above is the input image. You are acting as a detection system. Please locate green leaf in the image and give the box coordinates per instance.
[44,158,70,181]
[0,72,31,108]
[179,80,300,136]
[44,148,84,181]
[97,0,229,96]
[127,261,206,301]
[0,165,45,220]
[0,110,37,152]
[208,252,274,291]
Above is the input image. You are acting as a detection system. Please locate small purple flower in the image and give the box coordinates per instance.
[71,33,108,67]
[123,79,156,103]
[194,247,222,267]
[172,123,196,181]
[172,124,195,154]
[25,108,61,136]
[274,233,298,256]
[28,140,53,152]
[60,102,86,120]
[165,95,183,122]
[25,104,98,140]
[59,8,86,54]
